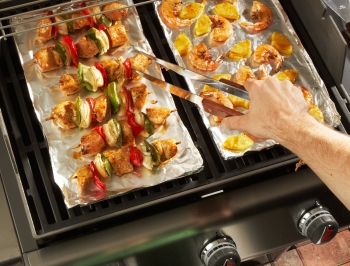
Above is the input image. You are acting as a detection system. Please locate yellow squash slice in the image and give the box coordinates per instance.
[274,69,299,83]
[227,40,252,61]
[194,14,212,37]
[270,32,293,56]
[180,1,206,19]
[174,32,193,56]
[227,94,250,110]
[213,2,240,20]
[222,133,254,152]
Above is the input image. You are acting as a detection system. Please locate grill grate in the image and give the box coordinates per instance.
[0,0,321,240]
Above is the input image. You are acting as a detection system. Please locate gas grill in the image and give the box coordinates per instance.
[0,0,350,265]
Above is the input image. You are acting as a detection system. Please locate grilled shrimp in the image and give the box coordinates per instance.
[240,1,273,33]
[209,15,233,43]
[294,84,313,109]
[250,44,283,73]
[158,0,192,30]
[45,100,76,129]
[200,91,233,109]
[188,43,225,72]
[233,65,255,85]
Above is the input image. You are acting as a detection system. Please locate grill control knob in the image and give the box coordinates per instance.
[200,232,241,266]
[298,201,338,244]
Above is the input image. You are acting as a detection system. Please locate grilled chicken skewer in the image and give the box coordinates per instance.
[71,138,180,191]
[46,82,150,129]
[35,1,129,44]
[72,107,175,157]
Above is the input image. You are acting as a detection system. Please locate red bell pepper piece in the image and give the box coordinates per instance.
[123,58,132,80]
[93,126,106,142]
[47,11,58,40]
[130,147,144,167]
[62,35,79,66]
[94,62,109,90]
[89,161,106,190]
[81,2,96,28]
[86,98,97,122]
[127,112,144,137]
[122,86,133,114]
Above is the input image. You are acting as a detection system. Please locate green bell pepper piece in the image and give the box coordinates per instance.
[101,154,112,177]
[105,82,121,113]
[100,14,112,28]
[55,41,66,65]
[143,112,154,136]
[144,140,160,167]
[86,27,103,55]
[112,119,123,148]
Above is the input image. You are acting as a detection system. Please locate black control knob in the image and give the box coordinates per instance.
[199,232,241,266]
[298,201,339,244]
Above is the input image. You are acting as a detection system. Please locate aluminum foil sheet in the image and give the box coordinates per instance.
[10,0,203,208]
[154,0,341,159]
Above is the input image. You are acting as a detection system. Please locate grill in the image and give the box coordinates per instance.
[0,0,350,264]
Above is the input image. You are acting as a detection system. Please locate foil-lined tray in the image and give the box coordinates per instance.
[154,0,341,159]
[10,0,203,208]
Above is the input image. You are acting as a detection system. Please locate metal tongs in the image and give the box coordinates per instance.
[133,52,249,118]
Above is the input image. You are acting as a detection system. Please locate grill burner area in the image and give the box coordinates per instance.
[0,0,348,248]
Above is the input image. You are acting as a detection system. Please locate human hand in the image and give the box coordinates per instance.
[221,76,310,142]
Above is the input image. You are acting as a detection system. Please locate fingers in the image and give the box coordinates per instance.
[221,115,247,132]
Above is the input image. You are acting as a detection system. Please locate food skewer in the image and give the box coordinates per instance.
[71,138,180,191]
[72,107,175,157]
[46,81,150,129]
[35,1,129,44]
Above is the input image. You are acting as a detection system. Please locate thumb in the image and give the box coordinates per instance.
[221,115,248,132]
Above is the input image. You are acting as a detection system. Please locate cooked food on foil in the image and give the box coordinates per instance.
[240,1,273,33]
[71,138,180,191]
[158,0,204,29]
[174,32,193,56]
[72,105,174,157]
[208,15,233,43]
[35,1,129,44]
[46,81,150,129]
[188,43,225,72]
[270,31,293,56]
[227,39,252,62]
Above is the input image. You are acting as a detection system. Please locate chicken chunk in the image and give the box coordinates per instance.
[102,3,128,21]
[34,46,64,72]
[71,164,93,191]
[119,120,135,147]
[80,130,107,157]
[94,94,111,123]
[107,23,129,47]
[130,54,152,80]
[53,74,83,95]
[35,18,53,44]
[152,139,178,162]
[103,148,133,176]
[130,84,148,111]
[146,107,172,125]
[71,11,90,30]
[46,100,77,129]
[76,36,99,58]
[101,59,125,84]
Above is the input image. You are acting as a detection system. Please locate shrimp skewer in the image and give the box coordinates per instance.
[188,43,225,72]
[158,0,192,30]
[250,44,283,73]
[240,1,273,33]
[209,15,233,43]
